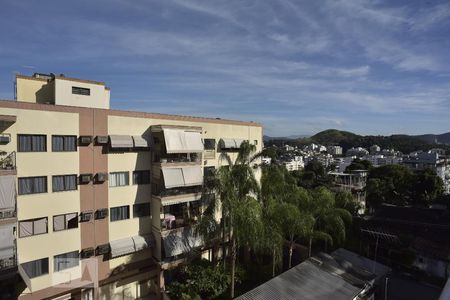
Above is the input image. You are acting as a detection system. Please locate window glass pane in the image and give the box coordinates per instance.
[18,135,32,152]
[19,221,33,237]
[53,215,65,231]
[66,213,78,229]
[22,258,49,278]
[64,136,77,151]
[33,177,47,193]
[110,206,129,221]
[31,135,46,152]
[18,178,32,195]
[65,175,77,191]
[33,218,48,235]
[52,136,64,151]
[133,171,150,185]
[133,203,150,218]
[54,251,79,272]
[204,139,216,150]
[52,176,64,192]
[109,172,129,187]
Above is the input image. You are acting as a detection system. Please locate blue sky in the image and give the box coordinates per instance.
[1,0,450,136]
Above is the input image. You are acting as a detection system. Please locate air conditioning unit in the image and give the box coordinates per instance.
[95,173,107,183]
[0,135,11,144]
[79,136,93,145]
[80,248,94,259]
[95,208,108,220]
[96,244,110,256]
[96,136,108,145]
[80,211,93,222]
[79,174,93,184]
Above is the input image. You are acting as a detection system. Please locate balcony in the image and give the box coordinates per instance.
[0,151,16,175]
[0,115,16,132]
[154,153,201,165]
[160,225,203,259]
[0,223,17,276]
[160,200,201,231]
[0,256,17,272]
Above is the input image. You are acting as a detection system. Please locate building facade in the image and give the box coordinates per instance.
[0,73,263,299]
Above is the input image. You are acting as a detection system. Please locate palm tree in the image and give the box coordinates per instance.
[300,187,352,257]
[198,141,262,299]
[258,197,284,277]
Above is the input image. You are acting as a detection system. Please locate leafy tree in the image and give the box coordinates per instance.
[345,158,373,173]
[201,141,262,299]
[300,187,352,256]
[366,165,444,208]
[335,190,361,215]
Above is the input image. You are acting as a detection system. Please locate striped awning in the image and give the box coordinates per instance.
[162,166,203,189]
[110,234,154,258]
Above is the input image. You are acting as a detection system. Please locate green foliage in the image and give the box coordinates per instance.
[345,158,372,173]
[167,259,231,300]
[335,191,361,215]
[291,161,332,189]
[366,165,444,208]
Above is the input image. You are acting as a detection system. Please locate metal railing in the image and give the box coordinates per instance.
[153,186,202,197]
[0,151,16,171]
[0,209,16,220]
[0,256,17,271]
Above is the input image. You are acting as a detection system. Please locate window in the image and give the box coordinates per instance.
[110,206,130,221]
[133,170,150,185]
[133,203,150,218]
[72,86,90,96]
[52,175,77,192]
[21,258,49,278]
[204,139,216,150]
[18,134,46,152]
[52,135,77,152]
[18,176,47,195]
[53,213,78,231]
[54,251,79,272]
[204,166,215,178]
[254,140,258,145]
[19,217,48,237]
[109,172,129,187]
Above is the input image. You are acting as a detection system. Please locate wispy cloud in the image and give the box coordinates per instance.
[0,0,449,135]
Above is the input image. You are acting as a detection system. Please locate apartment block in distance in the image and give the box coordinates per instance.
[0,73,263,300]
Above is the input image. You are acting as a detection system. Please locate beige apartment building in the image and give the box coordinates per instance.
[0,73,263,299]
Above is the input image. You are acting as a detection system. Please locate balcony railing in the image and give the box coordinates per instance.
[155,153,201,164]
[0,256,17,271]
[0,151,16,171]
[153,186,202,198]
[0,209,16,220]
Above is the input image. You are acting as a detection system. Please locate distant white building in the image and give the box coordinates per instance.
[346,147,369,157]
[284,144,295,152]
[283,156,304,172]
[327,145,343,156]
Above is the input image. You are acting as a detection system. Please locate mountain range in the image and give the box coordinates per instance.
[265,129,450,154]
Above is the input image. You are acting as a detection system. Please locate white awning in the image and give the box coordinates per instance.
[109,135,134,148]
[161,193,202,207]
[132,234,153,252]
[162,166,203,189]
[220,138,245,149]
[184,131,204,153]
[0,175,15,211]
[220,138,236,148]
[234,139,245,148]
[110,237,136,258]
[182,166,203,186]
[162,168,185,189]
[133,135,151,148]
[163,129,203,153]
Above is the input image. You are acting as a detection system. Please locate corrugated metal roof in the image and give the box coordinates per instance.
[236,259,363,300]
